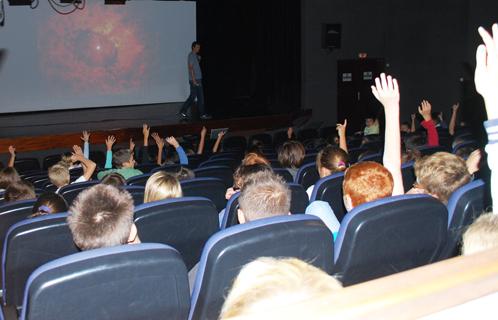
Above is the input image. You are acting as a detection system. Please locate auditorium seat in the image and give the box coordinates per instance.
[122,185,145,206]
[295,162,319,189]
[2,213,77,310]
[357,152,383,163]
[20,244,190,320]
[181,178,227,211]
[220,192,241,229]
[273,168,294,183]
[59,180,100,205]
[150,164,181,174]
[439,179,486,259]
[452,140,479,154]
[401,161,416,193]
[417,145,450,156]
[209,152,242,161]
[193,166,233,188]
[347,147,368,163]
[89,151,106,169]
[134,163,159,174]
[125,173,151,187]
[134,197,219,270]
[189,215,333,320]
[302,153,318,165]
[198,158,237,171]
[309,172,346,222]
[249,133,272,147]
[221,136,247,152]
[42,154,62,171]
[13,158,40,174]
[333,194,448,286]
[288,183,309,214]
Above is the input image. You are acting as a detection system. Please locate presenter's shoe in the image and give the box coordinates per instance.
[200,114,212,120]
[178,112,189,119]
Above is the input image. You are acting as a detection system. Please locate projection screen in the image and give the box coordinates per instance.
[0,1,196,114]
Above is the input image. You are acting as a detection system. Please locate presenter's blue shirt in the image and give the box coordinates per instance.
[188,52,202,80]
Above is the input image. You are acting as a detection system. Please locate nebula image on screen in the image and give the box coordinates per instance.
[38,4,149,95]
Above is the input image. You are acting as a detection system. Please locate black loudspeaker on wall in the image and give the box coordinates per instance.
[322,23,341,50]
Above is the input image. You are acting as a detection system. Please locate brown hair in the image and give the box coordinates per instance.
[242,152,270,166]
[343,161,394,208]
[414,152,471,204]
[100,172,127,188]
[144,171,182,203]
[0,167,21,189]
[238,172,290,222]
[278,141,305,169]
[67,184,134,250]
[4,180,36,203]
[316,146,349,178]
[31,192,68,218]
[232,163,273,190]
[112,149,133,169]
[48,163,70,188]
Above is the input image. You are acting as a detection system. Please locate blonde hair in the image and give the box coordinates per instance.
[414,152,471,204]
[220,257,342,319]
[48,163,70,188]
[144,171,182,203]
[462,213,498,255]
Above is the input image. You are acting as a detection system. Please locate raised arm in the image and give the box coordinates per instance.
[81,131,90,159]
[448,103,459,136]
[336,119,348,153]
[212,130,226,153]
[140,124,152,164]
[7,145,15,168]
[410,113,416,133]
[72,145,96,181]
[475,23,498,207]
[104,135,116,169]
[166,136,188,165]
[371,73,404,195]
[418,100,439,146]
[151,133,165,166]
[197,126,207,155]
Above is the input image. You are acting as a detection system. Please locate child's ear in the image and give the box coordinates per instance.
[237,209,246,224]
[343,194,353,212]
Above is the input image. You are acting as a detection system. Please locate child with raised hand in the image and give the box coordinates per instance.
[475,23,498,207]
[98,135,142,180]
[417,100,439,146]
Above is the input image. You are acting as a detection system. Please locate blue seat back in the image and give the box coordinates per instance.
[333,195,448,286]
[189,215,334,320]
[310,172,346,222]
[401,161,416,193]
[125,173,151,187]
[122,185,145,206]
[134,197,219,270]
[417,145,450,156]
[59,180,100,205]
[439,180,485,259]
[181,178,227,211]
[358,152,383,163]
[273,168,294,183]
[193,166,233,188]
[150,164,181,174]
[220,192,241,229]
[13,159,40,174]
[21,244,190,320]
[3,213,77,309]
[288,183,309,214]
[295,162,319,189]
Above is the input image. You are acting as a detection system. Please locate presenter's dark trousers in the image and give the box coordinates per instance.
[180,79,205,116]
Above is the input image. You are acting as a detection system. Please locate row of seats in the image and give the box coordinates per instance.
[1,184,483,319]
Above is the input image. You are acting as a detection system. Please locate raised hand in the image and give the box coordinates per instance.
[287,127,294,139]
[142,124,150,137]
[451,102,460,113]
[217,131,226,139]
[8,145,15,156]
[476,24,498,119]
[72,145,84,156]
[81,131,90,142]
[105,135,116,151]
[129,138,135,151]
[371,73,400,109]
[411,113,416,121]
[336,119,347,137]
[151,132,165,149]
[201,126,207,136]
[166,136,180,149]
[418,100,433,121]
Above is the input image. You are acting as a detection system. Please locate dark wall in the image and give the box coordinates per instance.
[302,0,498,128]
[197,0,301,119]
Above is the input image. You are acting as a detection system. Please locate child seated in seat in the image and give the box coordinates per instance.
[49,145,96,193]
[143,171,182,203]
[30,192,68,218]
[67,184,140,250]
[4,180,36,203]
[277,140,306,180]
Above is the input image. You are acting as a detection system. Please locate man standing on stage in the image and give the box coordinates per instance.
[179,41,211,120]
